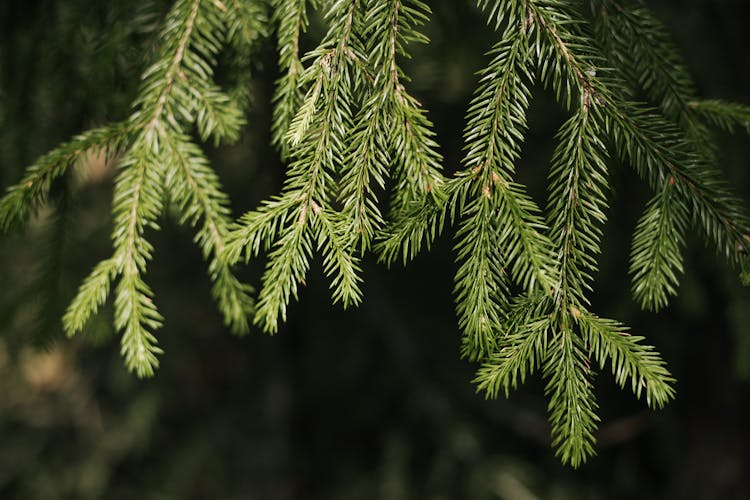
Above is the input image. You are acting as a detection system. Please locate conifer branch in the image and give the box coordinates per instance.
[591,0,730,304]
[61,0,258,374]
[371,0,447,264]
[115,273,165,378]
[112,144,163,281]
[690,99,750,136]
[376,197,445,265]
[474,294,551,396]
[163,134,254,334]
[533,0,749,283]
[451,17,557,358]
[2,0,749,467]
[594,0,696,119]
[547,105,609,307]
[579,312,675,408]
[454,197,510,358]
[339,0,400,252]
[109,143,166,376]
[253,221,312,333]
[629,183,688,311]
[606,105,750,262]
[342,0,445,253]
[314,208,363,306]
[459,19,556,293]
[230,0,365,333]
[593,0,721,164]
[94,0,218,375]
[383,1,445,208]
[471,1,681,465]
[63,258,118,336]
[135,0,203,130]
[340,96,388,250]
[544,326,599,468]
[272,0,314,157]
[0,123,128,233]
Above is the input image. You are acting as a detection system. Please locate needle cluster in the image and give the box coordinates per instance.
[2,0,749,465]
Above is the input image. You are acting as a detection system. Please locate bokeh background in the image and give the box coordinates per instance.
[1,0,750,498]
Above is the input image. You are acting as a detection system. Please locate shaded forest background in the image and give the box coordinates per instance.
[1,0,749,498]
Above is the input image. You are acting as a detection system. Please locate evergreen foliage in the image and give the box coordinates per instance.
[2,0,749,466]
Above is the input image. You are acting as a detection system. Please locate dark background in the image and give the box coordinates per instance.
[1,1,750,498]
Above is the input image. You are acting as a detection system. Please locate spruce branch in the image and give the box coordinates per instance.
[109,143,167,376]
[605,104,750,263]
[533,0,749,284]
[339,93,389,251]
[589,1,700,308]
[629,182,688,311]
[92,0,211,375]
[593,0,724,166]
[458,21,557,294]
[253,220,312,333]
[0,123,128,233]
[579,312,675,408]
[343,0,445,253]
[191,82,247,146]
[381,1,445,207]
[544,319,599,468]
[593,0,696,119]
[453,195,510,359]
[163,133,255,334]
[314,207,363,306]
[111,143,165,283]
[470,0,683,465]
[2,0,749,468]
[131,0,204,130]
[63,258,118,337]
[271,0,315,156]
[474,293,551,397]
[229,0,365,333]
[690,99,750,136]
[450,18,557,359]
[547,104,609,307]
[61,0,260,373]
[375,197,446,265]
[115,273,165,378]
